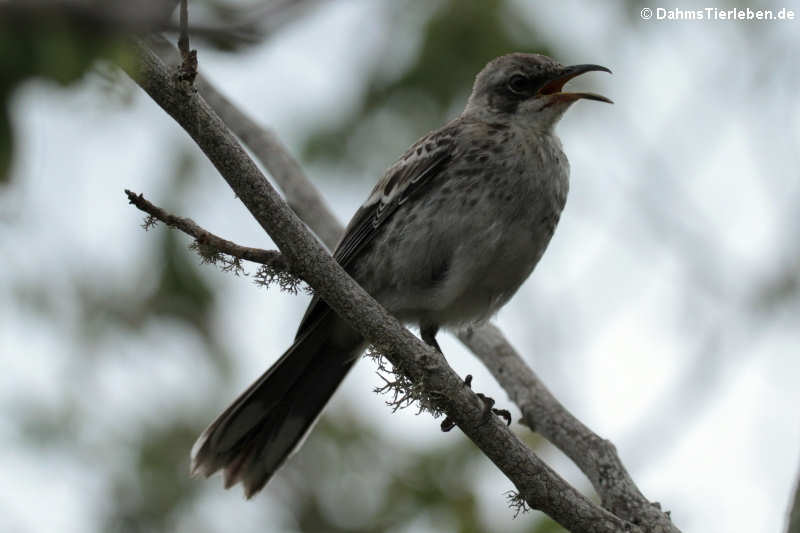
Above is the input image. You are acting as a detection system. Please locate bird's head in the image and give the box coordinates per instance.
[464,53,612,131]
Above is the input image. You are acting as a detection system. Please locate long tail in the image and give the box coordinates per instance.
[190,312,363,497]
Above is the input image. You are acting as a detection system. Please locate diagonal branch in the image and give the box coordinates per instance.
[146,34,344,250]
[458,324,676,530]
[120,38,637,533]
[145,35,678,532]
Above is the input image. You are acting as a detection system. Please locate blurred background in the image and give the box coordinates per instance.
[1,1,799,532]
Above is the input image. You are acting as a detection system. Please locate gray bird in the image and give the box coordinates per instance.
[191,52,612,497]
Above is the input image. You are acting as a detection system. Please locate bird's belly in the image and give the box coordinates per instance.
[434,220,552,324]
[382,209,557,327]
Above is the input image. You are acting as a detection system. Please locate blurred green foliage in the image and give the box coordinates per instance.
[0,16,134,183]
[0,0,279,183]
[303,0,554,173]
[107,423,202,533]
[279,412,560,533]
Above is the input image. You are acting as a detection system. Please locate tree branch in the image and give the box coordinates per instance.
[120,38,638,532]
[177,0,189,57]
[144,35,678,532]
[176,0,197,85]
[124,188,293,276]
[459,323,677,531]
[788,461,800,533]
[146,34,344,250]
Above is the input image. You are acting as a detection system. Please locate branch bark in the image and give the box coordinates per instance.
[458,323,675,530]
[121,38,637,533]
[124,189,292,275]
[147,34,344,250]
[788,461,800,533]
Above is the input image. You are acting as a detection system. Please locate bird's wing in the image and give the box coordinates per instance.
[295,126,458,337]
[334,136,455,268]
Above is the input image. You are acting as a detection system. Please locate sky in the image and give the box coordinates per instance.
[1,1,799,532]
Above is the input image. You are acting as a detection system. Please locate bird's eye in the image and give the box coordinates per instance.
[507,74,531,95]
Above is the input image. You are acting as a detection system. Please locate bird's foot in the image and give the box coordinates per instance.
[440,415,456,432]
[466,375,512,427]
[440,374,512,432]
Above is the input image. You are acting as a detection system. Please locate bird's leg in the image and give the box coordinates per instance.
[418,322,463,432]
[440,374,512,432]
[420,323,511,431]
[420,322,442,353]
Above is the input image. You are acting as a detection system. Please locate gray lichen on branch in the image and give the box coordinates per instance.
[125,188,306,294]
[505,490,532,519]
[365,346,444,417]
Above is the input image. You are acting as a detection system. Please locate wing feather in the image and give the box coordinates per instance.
[295,128,457,337]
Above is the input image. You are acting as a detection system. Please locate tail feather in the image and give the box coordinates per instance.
[191,312,363,497]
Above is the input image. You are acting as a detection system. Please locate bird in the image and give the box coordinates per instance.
[191,52,612,497]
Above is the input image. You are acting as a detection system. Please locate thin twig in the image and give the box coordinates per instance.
[176,0,197,84]
[125,189,290,270]
[124,189,304,294]
[178,0,189,56]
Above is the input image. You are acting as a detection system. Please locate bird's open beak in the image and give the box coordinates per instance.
[538,64,613,104]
